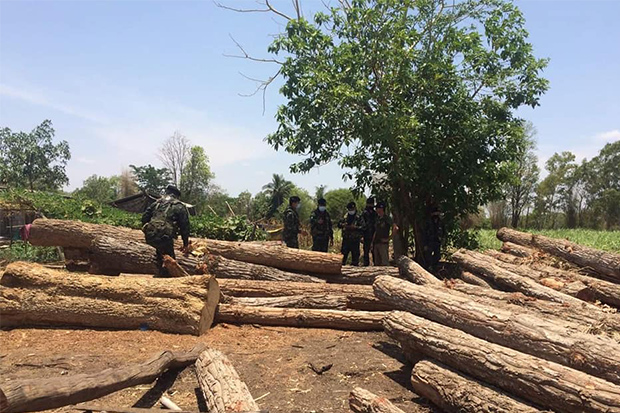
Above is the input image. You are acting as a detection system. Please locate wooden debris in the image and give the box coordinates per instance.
[225,295,348,310]
[204,254,325,283]
[459,270,493,288]
[349,387,407,413]
[396,256,441,285]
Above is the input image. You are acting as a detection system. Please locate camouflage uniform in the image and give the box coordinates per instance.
[423,215,444,268]
[361,206,378,266]
[142,195,190,276]
[373,214,393,266]
[282,205,301,248]
[338,213,366,266]
[310,208,333,252]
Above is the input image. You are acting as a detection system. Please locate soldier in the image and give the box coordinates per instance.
[372,202,398,266]
[338,201,366,266]
[310,198,333,252]
[423,206,444,268]
[361,197,377,266]
[141,184,190,277]
[282,196,302,248]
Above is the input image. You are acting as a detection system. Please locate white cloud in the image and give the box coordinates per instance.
[595,129,620,142]
[76,157,96,165]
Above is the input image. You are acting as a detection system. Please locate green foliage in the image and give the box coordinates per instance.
[191,214,265,241]
[73,175,120,204]
[181,146,214,205]
[262,174,294,217]
[476,229,620,252]
[0,120,71,190]
[0,241,61,263]
[324,188,367,220]
[129,164,171,194]
[276,184,314,223]
[583,141,620,229]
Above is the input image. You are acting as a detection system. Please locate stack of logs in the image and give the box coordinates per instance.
[371,227,620,413]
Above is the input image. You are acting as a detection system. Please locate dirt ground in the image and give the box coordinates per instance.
[0,324,437,412]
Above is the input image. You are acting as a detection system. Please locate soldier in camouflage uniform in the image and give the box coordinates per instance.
[361,197,377,266]
[282,196,302,248]
[338,201,366,266]
[310,198,333,252]
[141,184,190,277]
[423,206,444,268]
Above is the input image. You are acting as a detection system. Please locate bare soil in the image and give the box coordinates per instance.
[0,324,436,412]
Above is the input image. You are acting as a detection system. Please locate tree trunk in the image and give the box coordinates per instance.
[0,262,219,335]
[217,305,386,331]
[315,265,400,285]
[452,249,597,308]
[411,360,542,413]
[29,218,143,248]
[374,275,620,384]
[194,348,259,413]
[396,256,441,286]
[0,343,206,413]
[205,254,326,283]
[384,311,620,413]
[90,235,159,275]
[500,242,537,258]
[497,227,620,280]
[485,250,620,308]
[460,271,493,288]
[217,279,389,311]
[225,295,348,310]
[349,388,407,413]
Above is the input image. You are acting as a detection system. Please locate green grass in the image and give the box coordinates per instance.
[477,229,620,252]
[0,241,61,264]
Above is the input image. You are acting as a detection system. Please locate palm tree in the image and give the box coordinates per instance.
[262,173,294,217]
[315,185,327,201]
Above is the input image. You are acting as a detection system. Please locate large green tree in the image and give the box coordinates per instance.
[583,141,620,229]
[0,120,71,190]
[129,164,171,194]
[256,0,548,261]
[180,146,214,205]
[73,175,120,203]
[262,174,294,217]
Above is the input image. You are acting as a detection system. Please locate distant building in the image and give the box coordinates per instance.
[0,200,37,239]
[110,192,196,216]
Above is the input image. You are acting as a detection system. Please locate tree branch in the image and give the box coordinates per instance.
[238,69,282,115]
[224,35,285,64]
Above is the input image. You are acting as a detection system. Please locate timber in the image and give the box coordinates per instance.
[349,388,407,413]
[486,249,620,308]
[460,271,493,288]
[218,279,390,311]
[217,305,387,331]
[317,266,400,285]
[396,256,441,285]
[90,235,159,275]
[501,241,538,258]
[205,254,326,283]
[29,218,143,248]
[0,262,219,335]
[0,343,206,413]
[374,275,620,383]
[225,295,348,310]
[384,311,620,413]
[497,227,620,280]
[194,348,259,413]
[410,360,542,413]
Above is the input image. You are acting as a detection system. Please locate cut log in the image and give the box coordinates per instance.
[162,255,191,277]
[204,254,326,283]
[317,266,400,285]
[195,348,259,413]
[29,218,143,248]
[396,256,441,285]
[486,250,620,308]
[374,275,620,383]
[384,311,620,413]
[452,249,598,308]
[225,295,348,310]
[460,271,493,288]
[501,241,538,258]
[349,387,407,413]
[497,227,620,280]
[0,262,219,335]
[90,235,159,275]
[410,359,543,413]
[0,343,206,413]
[218,279,389,311]
[217,305,386,330]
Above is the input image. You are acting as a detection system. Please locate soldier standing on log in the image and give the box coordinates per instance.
[141,184,190,277]
[282,196,303,248]
[372,202,398,266]
[361,197,378,266]
[310,198,333,252]
[338,201,366,266]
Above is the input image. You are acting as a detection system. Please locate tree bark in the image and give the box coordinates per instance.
[0,343,206,413]
[452,249,598,308]
[29,218,143,248]
[225,295,348,310]
[314,266,400,285]
[384,311,620,413]
[411,359,542,413]
[396,256,441,285]
[217,305,386,331]
[0,262,219,335]
[501,241,538,258]
[349,387,407,413]
[89,235,159,275]
[460,271,493,288]
[194,348,259,413]
[497,227,620,280]
[205,254,326,283]
[485,250,620,308]
[374,275,620,384]
[217,279,390,311]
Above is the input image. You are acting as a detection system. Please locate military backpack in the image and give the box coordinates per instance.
[142,200,177,247]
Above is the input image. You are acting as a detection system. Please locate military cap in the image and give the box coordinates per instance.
[165,184,181,197]
[376,202,386,209]
[289,196,301,204]
[347,201,356,209]
[366,197,375,205]
[318,198,327,206]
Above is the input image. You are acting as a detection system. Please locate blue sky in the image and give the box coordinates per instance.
[1,0,619,196]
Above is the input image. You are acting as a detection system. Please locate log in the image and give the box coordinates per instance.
[349,387,406,413]
[0,262,219,335]
[410,359,543,413]
[217,305,386,330]
[452,249,598,308]
[486,250,620,308]
[501,241,538,258]
[0,343,206,413]
[90,235,159,275]
[374,275,620,384]
[73,406,202,413]
[218,279,389,311]
[497,227,620,280]
[194,348,259,413]
[396,256,441,285]
[317,266,400,285]
[225,295,348,310]
[384,311,620,413]
[460,271,493,288]
[204,254,326,283]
